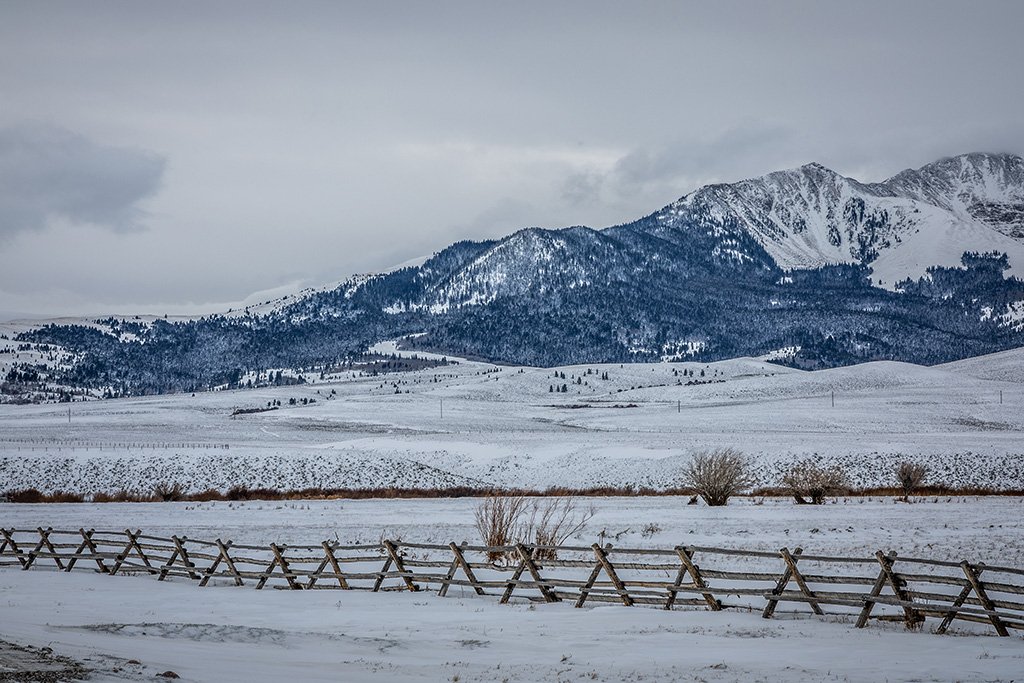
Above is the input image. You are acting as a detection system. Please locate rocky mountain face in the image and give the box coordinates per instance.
[9,153,1024,398]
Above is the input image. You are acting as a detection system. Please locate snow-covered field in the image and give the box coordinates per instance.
[2,345,1023,493]
[3,346,1024,680]
[2,496,1024,681]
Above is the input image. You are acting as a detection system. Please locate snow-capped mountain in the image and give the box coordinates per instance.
[651,153,1024,287]
[881,152,1024,238]
[8,152,1024,398]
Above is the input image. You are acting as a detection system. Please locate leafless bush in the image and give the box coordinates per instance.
[896,461,928,501]
[523,497,596,560]
[153,482,185,502]
[682,448,752,506]
[782,460,848,504]
[474,495,530,562]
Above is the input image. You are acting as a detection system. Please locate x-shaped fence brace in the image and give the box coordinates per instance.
[2,527,1022,637]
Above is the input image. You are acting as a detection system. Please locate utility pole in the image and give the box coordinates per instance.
[68,406,71,424]
[440,397,443,419]
[1000,390,1003,405]
[831,390,835,408]
[677,400,680,413]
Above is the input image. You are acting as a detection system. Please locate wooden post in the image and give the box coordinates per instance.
[0,528,27,569]
[200,540,243,587]
[439,542,484,597]
[575,557,605,608]
[780,547,823,615]
[857,551,892,628]
[160,535,200,581]
[511,544,558,603]
[937,563,987,634]
[110,529,153,575]
[372,555,394,592]
[382,540,418,592]
[676,546,720,611]
[67,528,108,574]
[763,547,804,618]
[960,561,1008,636]
[500,555,529,604]
[272,543,301,589]
[858,551,921,630]
[592,544,632,607]
[26,527,65,571]
[663,564,689,611]
[308,542,349,589]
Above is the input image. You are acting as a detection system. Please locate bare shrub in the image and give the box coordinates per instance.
[523,497,596,560]
[782,460,848,504]
[682,449,751,506]
[153,482,186,502]
[896,461,928,501]
[474,495,530,562]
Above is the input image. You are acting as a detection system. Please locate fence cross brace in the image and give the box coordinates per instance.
[110,529,153,575]
[256,543,300,590]
[0,528,27,569]
[199,540,243,587]
[676,546,720,611]
[856,551,922,629]
[500,545,558,604]
[307,542,348,590]
[382,540,417,593]
[159,535,200,581]
[66,528,108,574]
[960,561,1009,636]
[769,547,823,616]
[439,542,484,597]
[575,548,607,608]
[592,543,632,607]
[25,527,65,571]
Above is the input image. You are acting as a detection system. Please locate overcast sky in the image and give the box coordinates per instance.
[2,1,1023,318]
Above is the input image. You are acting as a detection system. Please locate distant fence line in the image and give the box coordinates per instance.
[1,527,1022,638]
[0,441,229,451]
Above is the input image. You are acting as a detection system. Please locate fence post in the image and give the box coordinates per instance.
[439,542,483,597]
[382,540,418,592]
[960,561,1008,636]
[780,547,822,615]
[67,528,108,574]
[593,544,632,607]
[676,546,720,611]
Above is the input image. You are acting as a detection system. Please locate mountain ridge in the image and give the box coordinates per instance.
[5,151,1024,399]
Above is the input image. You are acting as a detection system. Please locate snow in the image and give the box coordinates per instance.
[2,496,1024,681]
[2,350,1023,494]
[4,345,1024,679]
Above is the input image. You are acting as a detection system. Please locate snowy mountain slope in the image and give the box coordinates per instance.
[7,152,1024,397]
[938,346,1024,383]
[880,152,1024,238]
[652,153,1024,284]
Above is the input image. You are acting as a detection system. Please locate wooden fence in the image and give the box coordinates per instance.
[2,527,1023,637]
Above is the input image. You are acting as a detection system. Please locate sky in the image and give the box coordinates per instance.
[2,1,1023,319]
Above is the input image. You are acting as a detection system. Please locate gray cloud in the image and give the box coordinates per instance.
[0,123,165,238]
[0,1,1022,315]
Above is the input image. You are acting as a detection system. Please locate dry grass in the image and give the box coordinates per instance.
[4,483,1024,505]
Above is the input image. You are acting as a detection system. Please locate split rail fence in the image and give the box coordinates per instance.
[2,527,1023,637]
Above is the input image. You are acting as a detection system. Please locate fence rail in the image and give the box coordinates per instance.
[2,527,1022,637]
